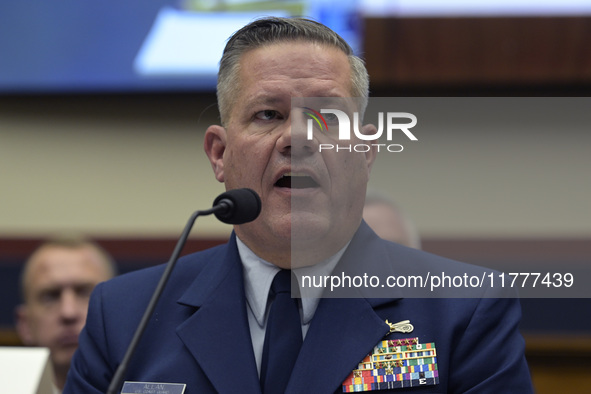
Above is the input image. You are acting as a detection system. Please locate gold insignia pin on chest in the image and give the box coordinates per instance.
[385,320,414,334]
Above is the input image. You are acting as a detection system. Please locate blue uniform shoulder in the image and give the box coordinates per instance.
[98,243,229,304]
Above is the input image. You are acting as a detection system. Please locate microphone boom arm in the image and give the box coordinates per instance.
[106,204,227,394]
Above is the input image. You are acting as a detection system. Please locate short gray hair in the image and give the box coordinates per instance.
[217,17,369,125]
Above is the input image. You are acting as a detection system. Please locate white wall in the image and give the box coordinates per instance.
[1,95,589,239]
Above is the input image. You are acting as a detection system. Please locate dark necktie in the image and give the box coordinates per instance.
[260,269,303,394]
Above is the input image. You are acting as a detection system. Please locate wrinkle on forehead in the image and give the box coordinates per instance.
[240,42,352,96]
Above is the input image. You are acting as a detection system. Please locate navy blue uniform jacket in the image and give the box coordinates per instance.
[65,222,533,393]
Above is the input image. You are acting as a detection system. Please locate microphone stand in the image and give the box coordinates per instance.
[106,204,227,394]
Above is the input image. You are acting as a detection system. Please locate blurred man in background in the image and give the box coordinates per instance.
[16,236,116,393]
[363,192,421,249]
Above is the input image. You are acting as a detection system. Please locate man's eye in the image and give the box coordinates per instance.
[323,112,339,124]
[39,290,60,304]
[75,285,94,299]
[254,110,280,121]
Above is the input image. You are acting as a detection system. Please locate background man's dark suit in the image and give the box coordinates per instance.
[65,222,533,393]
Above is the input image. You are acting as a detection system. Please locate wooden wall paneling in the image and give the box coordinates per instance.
[363,17,591,87]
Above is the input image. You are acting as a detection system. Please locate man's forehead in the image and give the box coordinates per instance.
[27,247,106,280]
[239,42,350,81]
[245,56,352,91]
[226,42,353,123]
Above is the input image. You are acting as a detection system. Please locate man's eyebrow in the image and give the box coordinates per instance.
[243,96,285,113]
[297,97,357,111]
[310,96,348,106]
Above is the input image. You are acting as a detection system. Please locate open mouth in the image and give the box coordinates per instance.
[275,172,319,189]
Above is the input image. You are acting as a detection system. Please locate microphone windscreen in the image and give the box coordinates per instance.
[213,188,262,225]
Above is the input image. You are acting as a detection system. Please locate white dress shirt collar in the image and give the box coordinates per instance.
[236,237,348,327]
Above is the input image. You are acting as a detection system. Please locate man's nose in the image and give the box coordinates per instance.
[276,109,318,156]
[59,289,82,321]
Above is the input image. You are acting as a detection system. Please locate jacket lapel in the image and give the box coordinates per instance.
[174,223,403,393]
[287,223,404,393]
[287,297,395,393]
[175,234,261,394]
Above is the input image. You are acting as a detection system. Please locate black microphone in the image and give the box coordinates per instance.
[213,187,262,224]
[106,188,261,394]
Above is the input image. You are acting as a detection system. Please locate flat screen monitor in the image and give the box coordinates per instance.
[0,0,361,94]
[1,1,589,94]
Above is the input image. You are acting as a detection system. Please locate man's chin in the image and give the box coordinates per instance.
[291,217,342,261]
[52,346,77,368]
[290,215,329,239]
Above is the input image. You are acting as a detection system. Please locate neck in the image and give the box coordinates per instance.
[234,220,361,269]
[239,237,352,270]
[53,363,68,391]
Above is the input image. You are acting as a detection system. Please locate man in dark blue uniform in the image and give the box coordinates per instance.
[65,17,533,393]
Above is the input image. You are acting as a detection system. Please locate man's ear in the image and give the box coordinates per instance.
[204,125,227,183]
[15,305,33,345]
[360,124,378,173]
